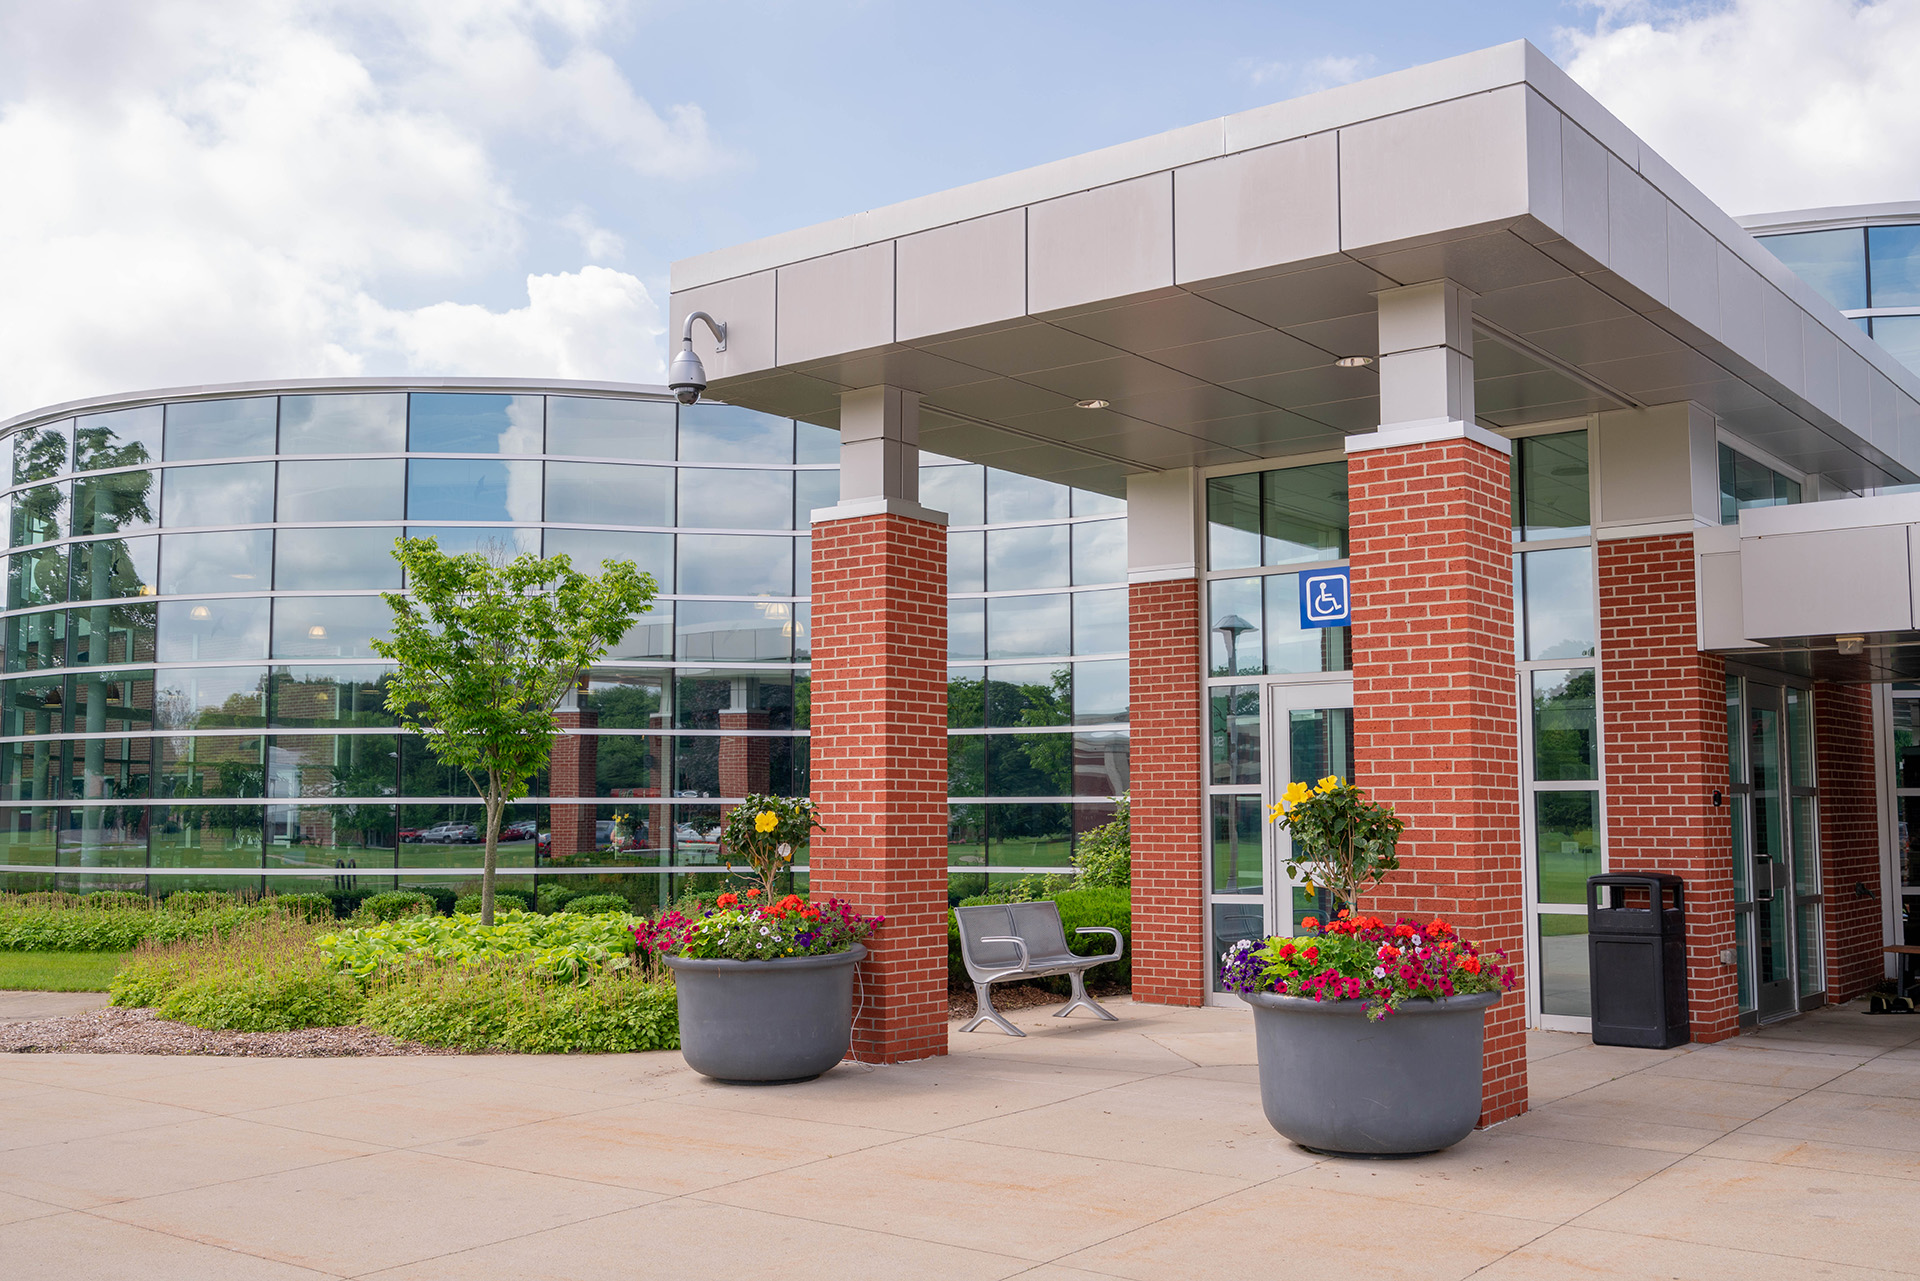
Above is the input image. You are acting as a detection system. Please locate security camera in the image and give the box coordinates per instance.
[671,311,727,406]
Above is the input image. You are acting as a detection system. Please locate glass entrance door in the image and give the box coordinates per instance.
[1267,682,1355,936]
[1729,675,1823,1023]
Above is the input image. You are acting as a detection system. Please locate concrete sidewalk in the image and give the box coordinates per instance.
[1,998,1917,1279]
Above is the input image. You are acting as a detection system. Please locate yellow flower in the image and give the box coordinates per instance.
[1315,775,1342,795]
[1279,781,1313,813]
[1267,802,1286,824]
[754,811,779,834]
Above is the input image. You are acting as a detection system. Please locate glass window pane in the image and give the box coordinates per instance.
[1263,571,1347,674]
[948,736,985,796]
[1209,576,1264,677]
[543,528,673,591]
[1210,795,1264,895]
[986,735,1072,797]
[677,404,792,463]
[1759,228,1867,311]
[795,422,839,464]
[1207,473,1260,570]
[1288,707,1353,785]
[70,602,155,667]
[984,663,1069,728]
[1785,687,1813,789]
[277,459,405,522]
[1073,732,1130,797]
[11,483,67,547]
[921,464,984,525]
[1073,487,1126,517]
[947,666,985,729]
[8,546,67,609]
[75,408,160,472]
[991,803,1072,867]
[155,666,268,730]
[987,468,1068,523]
[277,393,406,455]
[948,803,986,871]
[160,530,272,595]
[73,532,160,605]
[676,534,791,597]
[546,396,675,460]
[404,526,539,559]
[1072,658,1128,725]
[274,526,402,591]
[674,600,791,662]
[4,608,67,672]
[271,596,392,659]
[164,398,276,461]
[602,608,674,662]
[546,461,672,526]
[795,469,839,525]
[266,802,397,873]
[11,422,71,486]
[1210,683,1260,785]
[1796,900,1822,998]
[1868,224,1920,309]
[1871,315,1920,372]
[1073,588,1126,656]
[162,462,274,527]
[158,597,271,662]
[270,667,396,728]
[795,539,812,599]
[407,459,541,523]
[1522,546,1595,661]
[987,593,1071,659]
[1518,431,1590,539]
[1212,898,1266,992]
[72,470,158,535]
[1072,518,1126,586]
[1535,790,1600,904]
[987,524,1069,591]
[580,670,666,729]
[949,599,985,661]
[1533,668,1597,781]
[1538,916,1591,1017]
[1734,451,1778,511]
[1262,461,1348,565]
[677,468,792,530]
[1791,794,1818,897]
[407,393,542,454]
[948,531,984,593]
[1718,443,1737,525]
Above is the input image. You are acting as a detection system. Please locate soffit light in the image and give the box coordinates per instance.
[1074,399,1109,410]
[1334,355,1375,368]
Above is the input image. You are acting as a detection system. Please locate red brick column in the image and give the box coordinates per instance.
[1349,436,1526,1127]
[1129,577,1205,1005]
[810,511,948,1062]
[1597,535,1738,1042]
[549,709,598,860]
[1816,682,1882,1003]
[718,709,771,799]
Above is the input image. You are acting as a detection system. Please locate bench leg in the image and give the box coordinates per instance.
[960,982,1024,1036]
[1054,968,1118,1022]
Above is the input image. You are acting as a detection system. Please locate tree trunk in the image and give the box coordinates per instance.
[481,775,505,926]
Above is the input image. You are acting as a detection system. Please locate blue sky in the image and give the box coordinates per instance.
[1,0,1915,417]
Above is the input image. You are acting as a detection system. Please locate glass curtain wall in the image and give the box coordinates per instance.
[1758,223,1920,373]
[1512,428,1604,1026]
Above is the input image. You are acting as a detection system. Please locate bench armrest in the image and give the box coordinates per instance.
[1075,926,1125,964]
[980,934,1033,977]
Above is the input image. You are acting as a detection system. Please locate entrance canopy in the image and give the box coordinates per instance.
[671,41,1920,499]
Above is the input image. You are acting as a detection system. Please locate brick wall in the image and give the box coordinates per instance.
[718,708,771,801]
[809,511,949,1063]
[1129,576,1205,1006]
[1597,535,1739,1042]
[549,709,599,860]
[1349,437,1527,1127]
[1817,682,1883,1003]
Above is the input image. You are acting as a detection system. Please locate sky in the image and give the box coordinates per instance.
[2,0,1918,421]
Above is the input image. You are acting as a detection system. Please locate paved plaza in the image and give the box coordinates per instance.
[1,996,1917,1279]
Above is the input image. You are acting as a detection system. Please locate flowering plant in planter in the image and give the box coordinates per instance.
[719,794,824,897]
[1220,911,1515,1021]
[1269,774,1403,912]
[633,893,881,963]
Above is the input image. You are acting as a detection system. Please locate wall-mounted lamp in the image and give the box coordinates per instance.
[668,311,728,405]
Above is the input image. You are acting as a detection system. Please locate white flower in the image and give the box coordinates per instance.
[1372,966,1387,978]
[1410,935,1423,947]
[777,843,792,858]
[759,927,770,936]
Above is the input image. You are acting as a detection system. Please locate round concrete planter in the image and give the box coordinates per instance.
[1246,988,1500,1157]
[664,944,867,1084]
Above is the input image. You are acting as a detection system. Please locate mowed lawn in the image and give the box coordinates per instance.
[0,951,127,991]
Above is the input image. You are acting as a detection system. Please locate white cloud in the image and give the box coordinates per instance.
[1562,0,1920,215]
[0,0,697,420]
[1245,53,1377,93]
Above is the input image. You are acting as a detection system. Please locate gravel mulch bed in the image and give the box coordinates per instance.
[948,981,1127,1021]
[0,1006,456,1057]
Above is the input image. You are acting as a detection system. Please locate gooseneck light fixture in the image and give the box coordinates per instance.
[668,311,728,406]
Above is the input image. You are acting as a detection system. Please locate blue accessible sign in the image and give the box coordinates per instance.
[1299,567,1351,629]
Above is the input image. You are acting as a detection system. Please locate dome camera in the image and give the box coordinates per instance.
[671,311,727,406]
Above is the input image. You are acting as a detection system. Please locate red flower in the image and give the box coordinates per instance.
[745,888,761,899]
[1299,916,1319,931]
[1378,944,1400,962]
[715,892,739,909]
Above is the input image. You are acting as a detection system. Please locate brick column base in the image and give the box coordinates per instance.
[1817,682,1881,1003]
[1129,577,1205,1005]
[809,512,948,1063]
[550,710,599,860]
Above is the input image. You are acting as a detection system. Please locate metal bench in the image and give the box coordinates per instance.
[954,901,1125,1036]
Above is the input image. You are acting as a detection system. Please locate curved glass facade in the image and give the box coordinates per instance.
[0,384,1128,906]
[1755,216,1920,372]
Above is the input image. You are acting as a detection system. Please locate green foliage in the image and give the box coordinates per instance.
[563,894,633,916]
[358,891,436,922]
[372,536,656,925]
[669,895,879,961]
[0,895,317,953]
[77,892,151,912]
[536,884,582,914]
[111,918,361,1031]
[1072,795,1130,889]
[947,887,1131,990]
[361,968,677,1053]
[454,891,529,916]
[718,793,822,897]
[162,890,239,913]
[0,950,127,991]
[315,908,633,981]
[267,894,335,924]
[1270,777,1405,913]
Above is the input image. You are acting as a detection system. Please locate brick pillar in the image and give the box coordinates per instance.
[1816,682,1881,1003]
[1348,432,1526,1127]
[718,708,771,799]
[1129,577,1205,1005]
[810,509,948,1063]
[549,709,598,860]
[1597,534,1739,1042]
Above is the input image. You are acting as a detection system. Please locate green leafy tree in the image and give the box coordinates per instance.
[372,538,656,923]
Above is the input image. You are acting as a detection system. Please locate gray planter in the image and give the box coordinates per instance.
[1246,988,1501,1157]
[664,945,867,1084]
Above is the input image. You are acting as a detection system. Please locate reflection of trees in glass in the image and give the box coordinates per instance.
[12,428,68,486]
[947,675,984,728]
[596,735,659,794]
[11,485,65,545]
[73,420,155,473]
[271,671,395,727]
[985,668,1069,728]
[584,681,662,727]
[1534,669,1597,781]
[987,734,1072,796]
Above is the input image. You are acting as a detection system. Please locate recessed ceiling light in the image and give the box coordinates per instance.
[1334,355,1375,368]
[1074,399,1109,410]
[189,605,211,619]
[308,625,328,639]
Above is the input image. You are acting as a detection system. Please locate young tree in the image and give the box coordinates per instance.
[373,538,656,924]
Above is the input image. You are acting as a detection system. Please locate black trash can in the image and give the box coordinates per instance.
[1587,873,1690,1049]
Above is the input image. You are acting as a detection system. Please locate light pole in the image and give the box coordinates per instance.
[1214,614,1256,678]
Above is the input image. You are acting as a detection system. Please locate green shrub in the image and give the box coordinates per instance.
[562,894,632,916]
[453,890,529,915]
[358,891,435,922]
[163,890,239,913]
[536,884,581,914]
[416,886,457,916]
[362,967,677,1052]
[158,963,364,1032]
[266,893,334,924]
[319,888,380,919]
[1072,796,1130,888]
[948,886,1131,990]
[0,897,313,952]
[82,892,153,912]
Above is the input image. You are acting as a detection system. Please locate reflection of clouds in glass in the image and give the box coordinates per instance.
[276,459,404,522]
[279,394,406,455]
[988,593,1071,660]
[1523,548,1596,660]
[403,526,539,559]
[676,534,791,597]
[159,530,272,595]
[501,396,543,454]
[987,525,1068,591]
[275,527,402,591]
[157,598,270,662]
[163,462,275,527]
[154,666,268,731]
[405,460,538,523]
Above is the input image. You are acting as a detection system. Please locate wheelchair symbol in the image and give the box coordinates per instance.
[1301,570,1349,626]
